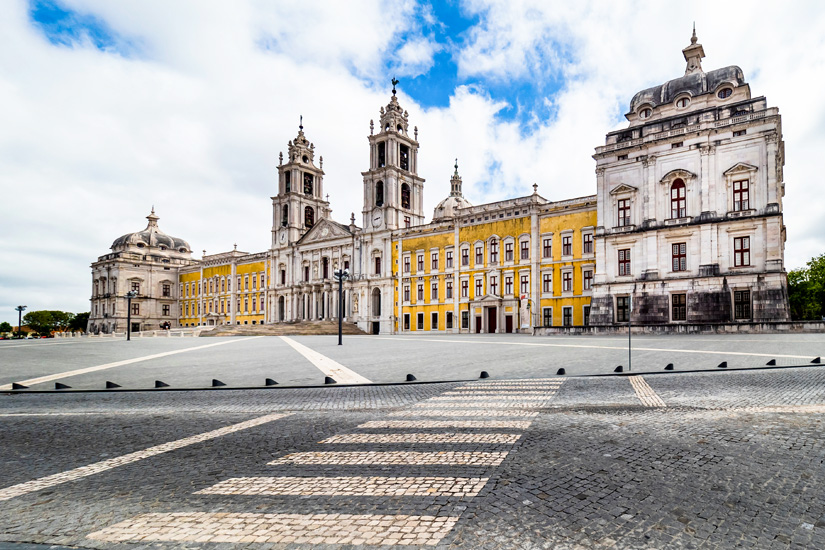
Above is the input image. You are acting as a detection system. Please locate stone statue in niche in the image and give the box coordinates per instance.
[352,294,359,313]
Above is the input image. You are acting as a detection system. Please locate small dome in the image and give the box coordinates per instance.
[111,209,191,254]
[433,195,472,221]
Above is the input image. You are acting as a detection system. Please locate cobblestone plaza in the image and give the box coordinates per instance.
[2,334,825,549]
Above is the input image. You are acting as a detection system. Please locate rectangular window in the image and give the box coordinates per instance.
[280,270,286,285]
[542,238,552,258]
[403,285,410,302]
[583,269,593,291]
[446,311,453,329]
[618,249,631,276]
[260,274,265,288]
[461,280,468,298]
[563,307,572,327]
[562,271,573,292]
[520,275,529,294]
[562,235,572,256]
[616,296,630,323]
[431,312,438,330]
[446,281,453,299]
[672,293,687,321]
[583,306,591,326]
[417,284,424,301]
[475,246,483,265]
[244,277,249,290]
[733,180,749,211]
[520,240,529,260]
[461,311,469,329]
[461,248,469,266]
[672,243,687,271]
[303,266,310,282]
[734,290,751,319]
[162,284,171,297]
[618,199,630,227]
[734,237,750,267]
[444,251,453,268]
[252,276,257,290]
[490,276,498,296]
[185,303,190,316]
[542,273,551,293]
[417,313,424,330]
[403,313,410,330]
[131,303,139,315]
[505,276,513,295]
[475,279,483,297]
[131,281,140,293]
[431,253,438,271]
[404,216,411,228]
[542,308,552,327]
[375,257,382,274]
[505,242,513,262]
[417,254,424,272]
[489,240,498,264]
[431,283,438,301]
[583,233,593,254]
[399,144,409,171]
[403,256,410,273]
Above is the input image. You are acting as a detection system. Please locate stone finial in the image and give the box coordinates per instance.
[691,22,697,44]
[392,77,399,95]
[370,119,374,135]
[146,207,159,228]
[278,151,283,165]
[350,212,356,225]
[414,126,418,140]
[233,243,237,251]
[299,114,303,131]
[319,155,323,169]
[326,193,329,202]
[202,249,206,257]
[533,183,538,195]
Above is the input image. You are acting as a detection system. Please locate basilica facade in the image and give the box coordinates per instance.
[87,31,790,334]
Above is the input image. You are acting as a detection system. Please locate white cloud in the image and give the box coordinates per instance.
[393,36,441,77]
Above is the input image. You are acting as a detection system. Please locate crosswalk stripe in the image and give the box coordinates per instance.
[322,433,521,444]
[429,395,554,401]
[195,476,490,497]
[269,451,510,466]
[87,512,460,545]
[357,420,533,429]
[413,401,548,409]
[278,336,371,384]
[388,409,539,417]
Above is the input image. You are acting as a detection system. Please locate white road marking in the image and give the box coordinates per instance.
[0,412,290,501]
[269,451,510,466]
[357,420,533,429]
[628,376,666,407]
[196,476,489,497]
[87,512,460,545]
[0,337,264,390]
[321,433,521,444]
[278,336,371,384]
[0,342,78,349]
[374,336,820,360]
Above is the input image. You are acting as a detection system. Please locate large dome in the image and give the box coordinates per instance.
[629,65,745,114]
[111,209,191,254]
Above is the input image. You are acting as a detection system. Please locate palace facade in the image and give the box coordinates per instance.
[88,31,790,334]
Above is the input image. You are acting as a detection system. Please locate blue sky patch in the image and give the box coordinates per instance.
[28,0,139,56]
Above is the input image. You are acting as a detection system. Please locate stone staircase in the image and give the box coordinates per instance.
[199,320,368,337]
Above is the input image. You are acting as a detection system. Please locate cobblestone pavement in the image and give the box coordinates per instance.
[2,366,825,549]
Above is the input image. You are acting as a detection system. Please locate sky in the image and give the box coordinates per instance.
[2,0,825,324]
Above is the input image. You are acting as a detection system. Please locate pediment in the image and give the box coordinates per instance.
[299,219,352,244]
[476,294,503,303]
[723,162,758,176]
[659,169,698,184]
[609,183,638,195]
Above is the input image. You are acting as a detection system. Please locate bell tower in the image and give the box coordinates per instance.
[361,80,425,232]
[271,118,331,248]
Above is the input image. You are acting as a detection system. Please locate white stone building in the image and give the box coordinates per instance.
[589,30,790,325]
[88,209,193,334]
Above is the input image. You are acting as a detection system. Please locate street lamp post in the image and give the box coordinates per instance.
[125,290,137,341]
[15,305,26,338]
[333,268,350,345]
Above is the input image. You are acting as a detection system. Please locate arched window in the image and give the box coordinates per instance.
[401,183,411,209]
[281,204,288,227]
[372,287,381,316]
[375,181,384,206]
[671,179,686,218]
[278,296,285,321]
[377,142,386,167]
[303,173,313,195]
[304,206,315,228]
[284,171,291,192]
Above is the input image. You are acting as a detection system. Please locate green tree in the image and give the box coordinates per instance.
[0,321,12,335]
[22,310,75,336]
[69,312,90,332]
[788,254,825,320]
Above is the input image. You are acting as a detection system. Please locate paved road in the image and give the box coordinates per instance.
[2,357,825,549]
[1,334,824,390]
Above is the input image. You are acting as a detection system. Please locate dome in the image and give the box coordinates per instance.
[629,65,746,114]
[111,209,191,254]
[432,160,472,221]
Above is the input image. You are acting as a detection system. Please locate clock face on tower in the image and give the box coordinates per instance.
[372,209,384,228]
[279,230,286,244]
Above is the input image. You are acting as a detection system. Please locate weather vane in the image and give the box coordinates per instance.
[299,114,303,130]
[391,77,399,95]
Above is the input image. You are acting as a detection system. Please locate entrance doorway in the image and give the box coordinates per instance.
[372,321,380,335]
[505,315,513,333]
[475,316,481,333]
[487,307,497,333]
[131,323,140,333]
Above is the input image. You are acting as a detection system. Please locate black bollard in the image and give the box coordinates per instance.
[479,371,490,379]
[614,365,623,373]
[556,368,566,375]
[324,376,337,384]
[406,374,417,381]
[155,380,170,388]
[664,363,674,371]
[265,378,278,386]
[105,381,121,389]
